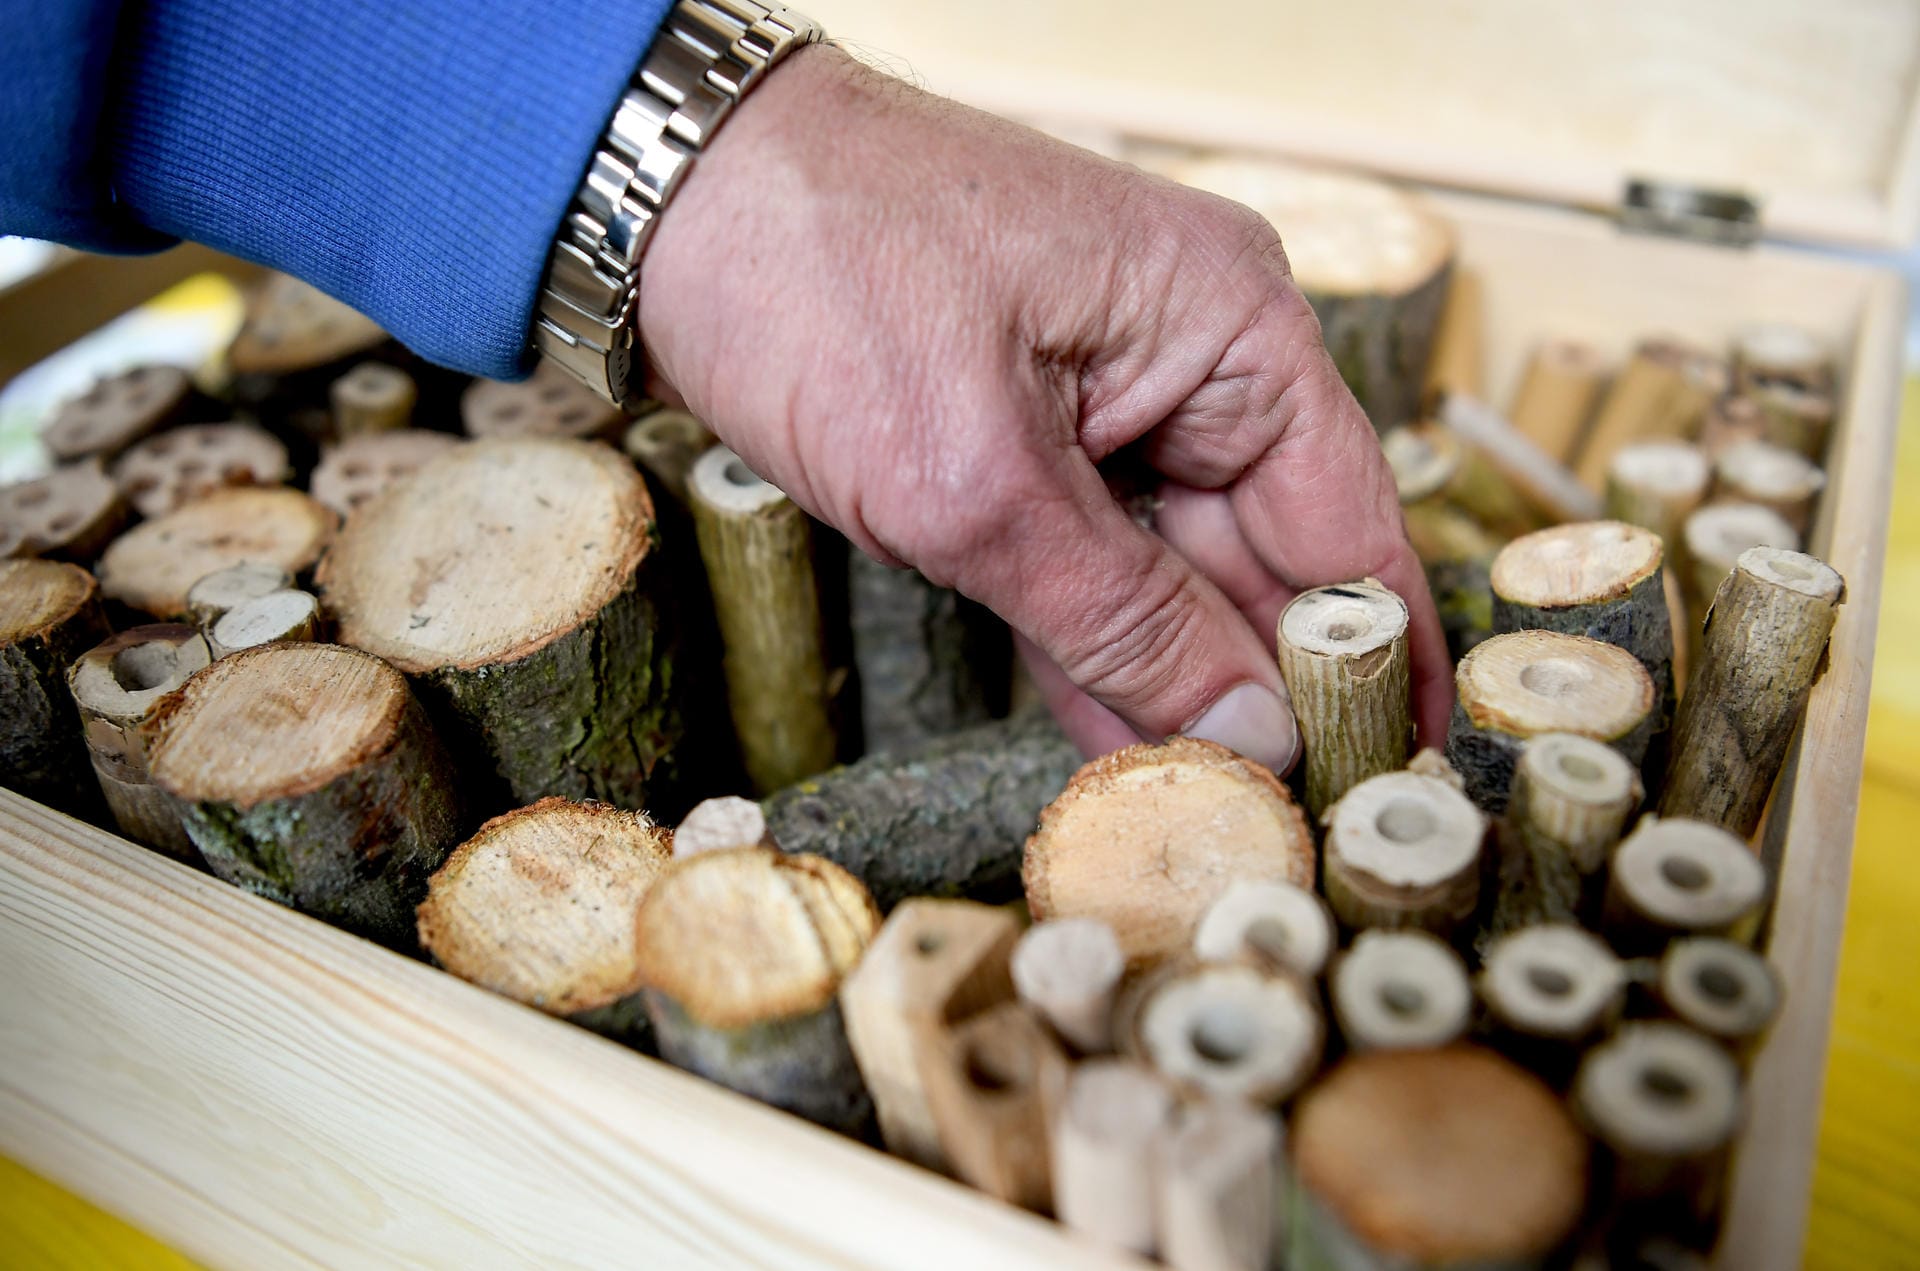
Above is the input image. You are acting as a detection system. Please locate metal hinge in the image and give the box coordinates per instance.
[1619,179,1761,248]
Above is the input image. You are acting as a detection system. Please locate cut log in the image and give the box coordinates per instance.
[1508,339,1606,463]
[1010,917,1126,1054]
[1699,393,1767,460]
[1573,1023,1742,1218]
[1050,1058,1176,1256]
[0,560,109,816]
[461,361,626,444]
[837,897,1018,1167]
[207,589,321,659]
[1192,879,1334,980]
[762,707,1080,911]
[97,487,336,618]
[672,794,774,857]
[622,408,715,506]
[635,847,880,1134]
[149,642,461,944]
[1169,156,1454,434]
[1436,392,1603,524]
[1382,421,1540,541]
[1574,338,1712,489]
[185,562,293,631]
[1711,440,1825,536]
[1291,1047,1587,1269]
[918,1000,1067,1213]
[1678,502,1800,621]
[416,797,670,1046]
[1275,580,1411,820]
[1732,324,1832,397]
[1748,382,1835,461]
[226,274,386,377]
[41,365,194,462]
[1023,738,1316,966]
[849,551,1008,756]
[1446,630,1655,813]
[1602,816,1766,954]
[1478,924,1626,1080]
[1322,769,1485,937]
[1329,930,1472,1052]
[110,423,291,518]
[0,461,129,562]
[1486,733,1640,941]
[329,362,417,436]
[307,429,462,521]
[1120,960,1322,1105]
[1660,547,1842,836]
[1604,441,1711,548]
[1155,1098,1283,1271]
[318,437,685,812]
[1654,938,1782,1060]
[687,446,836,794]
[67,624,211,857]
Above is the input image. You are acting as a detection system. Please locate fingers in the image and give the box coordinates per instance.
[1013,632,1142,758]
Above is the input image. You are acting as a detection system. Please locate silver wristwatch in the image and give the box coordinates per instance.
[533,0,824,409]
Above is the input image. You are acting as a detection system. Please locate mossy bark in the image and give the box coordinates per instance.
[645,992,872,1136]
[848,552,1009,756]
[0,602,108,819]
[1306,263,1452,435]
[761,708,1081,911]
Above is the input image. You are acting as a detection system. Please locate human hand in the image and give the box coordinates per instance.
[637,45,1452,769]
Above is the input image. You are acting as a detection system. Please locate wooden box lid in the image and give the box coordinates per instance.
[807,0,1920,249]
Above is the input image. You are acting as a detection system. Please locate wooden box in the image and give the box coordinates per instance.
[0,3,1910,1267]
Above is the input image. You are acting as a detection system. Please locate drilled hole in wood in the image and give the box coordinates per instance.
[1188,1004,1253,1065]
[1557,752,1603,782]
[914,931,945,956]
[1660,856,1709,891]
[1244,916,1292,961]
[497,405,524,422]
[559,408,588,425]
[148,437,175,457]
[540,385,569,403]
[724,459,759,488]
[110,643,179,692]
[1320,605,1373,643]
[1696,962,1744,1004]
[1638,1063,1693,1106]
[1520,659,1586,697]
[1526,964,1574,998]
[1378,980,1425,1018]
[963,1046,1019,1096]
[197,431,222,448]
[14,487,49,508]
[341,462,369,479]
[46,515,74,535]
[1375,797,1436,844]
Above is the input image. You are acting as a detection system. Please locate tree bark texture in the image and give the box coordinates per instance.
[848,551,1008,757]
[0,560,109,817]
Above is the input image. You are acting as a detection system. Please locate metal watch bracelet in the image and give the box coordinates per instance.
[532,0,823,409]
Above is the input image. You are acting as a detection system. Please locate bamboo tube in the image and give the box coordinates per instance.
[41,365,195,462]
[1508,339,1606,463]
[319,437,685,812]
[1437,391,1602,524]
[837,898,1018,1166]
[110,423,291,518]
[98,487,336,618]
[1711,440,1825,536]
[1011,917,1126,1054]
[849,552,1008,756]
[1446,630,1655,813]
[1023,738,1316,966]
[415,797,671,1046]
[330,361,417,436]
[1290,1047,1587,1269]
[1574,338,1703,489]
[1573,1023,1742,1218]
[207,589,320,658]
[1329,930,1472,1051]
[1276,580,1411,820]
[1732,323,1832,396]
[1322,769,1485,937]
[1485,733,1640,940]
[622,408,715,506]
[1423,268,1483,402]
[1678,503,1800,620]
[635,847,880,1134]
[1050,1058,1176,1256]
[1155,1097,1283,1271]
[460,361,626,443]
[918,1001,1068,1212]
[1478,924,1627,1080]
[308,430,462,520]
[1192,879,1335,980]
[687,446,836,794]
[185,562,293,631]
[0,560,109,817]
[673,794,775,857]
[1654,938,1783,1060]
[0,461,129,562]
[1660,547,1842,835]
[68,624,211,858]
[1382,421,1541,540]
[1604,441,1711,547]
[763,707,1080,910]
[1119,960,1323,1105]
[1749,382,1835,461]
[150,643,460,943]
[1602,816,1766,954]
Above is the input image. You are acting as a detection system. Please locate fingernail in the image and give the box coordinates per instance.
[1183,683,1300,773]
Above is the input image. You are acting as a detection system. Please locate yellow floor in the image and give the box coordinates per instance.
[4,389,1920,1269]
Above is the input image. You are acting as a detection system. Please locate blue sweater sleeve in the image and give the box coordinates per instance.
[0,0,676,378]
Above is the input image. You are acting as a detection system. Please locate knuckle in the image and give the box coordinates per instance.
[1055,558,1211,719]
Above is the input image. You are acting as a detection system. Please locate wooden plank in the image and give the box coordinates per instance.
[0,791,1141,1271]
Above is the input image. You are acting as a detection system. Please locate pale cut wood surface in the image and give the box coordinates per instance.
[0,792,1147,1271]
[95,488,335,619]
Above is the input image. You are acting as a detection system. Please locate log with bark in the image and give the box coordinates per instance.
[1478,924,1627,1081]
[1399,497,1501,661]
[1659,547,1842,836]
[1383,421,1541,541]
[1050,1058,1176,1256]
[1118,959,1323,1106]
[1509,339,1606,463]
[1732,324,1832,397]
[622,408,715,506]
[1604,441,1711,548]
[461,361,626,444]
[110,423,291,518]
[416,797,671,1047]
[634,847,880,1135]
[207,589,322,659]
[1329,930,1472,1052]
[0,460,129,562]
[40,365,197,462]
[848,551,1009,756]
[1654,938,1782,1061]
[1677,503,1800,621]
[1169,157,1454,433]
[1710,440,1825,537]
[1485,733,1640,941]
[1192,878,1335,980]
[330,362,418,436]
[1276,580,1411,820]
[1010,917,1125,1055]
[0,559,110,816]
[1748,382,1835,461]
[97,486,336,618]
[1322,768,1485,938]
[318,437,686,813]
[185,562,293,631]
[67,623,211,856]
[1024,737,1316,966]
[1574,338,1717,490]
[1699,393,1769,459]
[1290,1047,1587,1270]
[149,642,461,945]
[308,430,462,520]
[1601,816,1766,954]
[761,706,1081,911]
